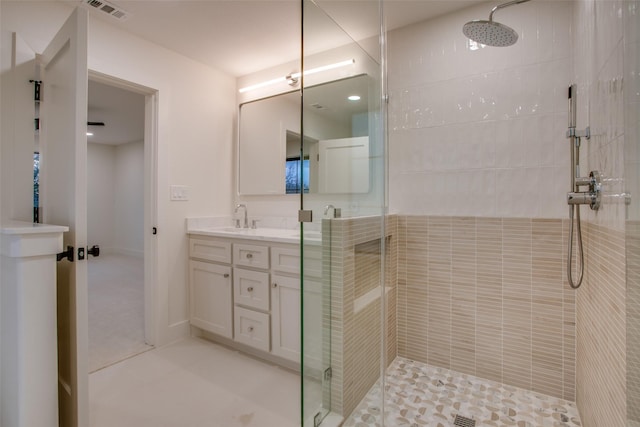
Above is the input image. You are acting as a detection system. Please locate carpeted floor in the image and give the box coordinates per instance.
[88,253,153,372]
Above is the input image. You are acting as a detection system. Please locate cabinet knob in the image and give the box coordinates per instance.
[223,273,230,278]
[272,283,278,288]
[248,326,254,332]
[247,286,254,292]
[246,253,253,259]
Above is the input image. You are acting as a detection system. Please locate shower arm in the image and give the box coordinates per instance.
[489,0,531,22]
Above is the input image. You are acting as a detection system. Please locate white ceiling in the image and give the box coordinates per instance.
[87,79,145,145]
[81,0,487,77]
[84,0,487,144]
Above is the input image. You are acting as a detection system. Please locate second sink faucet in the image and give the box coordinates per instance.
[234,204,248,228]
[324,204,341,218]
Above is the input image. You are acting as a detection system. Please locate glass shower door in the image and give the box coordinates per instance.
[300,1,385,425]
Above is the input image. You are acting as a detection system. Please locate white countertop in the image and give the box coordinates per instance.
[187,226,321,244]
[1,220,68,235]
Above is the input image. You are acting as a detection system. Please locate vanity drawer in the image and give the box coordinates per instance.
[271,246,321,278]
[190,238,231,264]
[234,243,269,269]
[233,268,270,311]
[234,307,270,352]
[271,246,299,275]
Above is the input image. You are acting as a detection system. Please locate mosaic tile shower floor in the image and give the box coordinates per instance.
[343,357,581,427]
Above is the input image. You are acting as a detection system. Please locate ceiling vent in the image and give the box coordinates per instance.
[82,0,132,21]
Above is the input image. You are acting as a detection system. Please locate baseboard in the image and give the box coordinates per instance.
[194,326,301,373]
[164,319,191,345]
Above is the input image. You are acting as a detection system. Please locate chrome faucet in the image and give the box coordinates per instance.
[324,204,341,218]
[234,204,248,228]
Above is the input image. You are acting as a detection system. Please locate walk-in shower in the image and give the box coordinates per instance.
[302,0,637,425]
[462,0,531,47]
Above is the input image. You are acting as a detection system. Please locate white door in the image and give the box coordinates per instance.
[39,7,89,427]
[318,136,370,194]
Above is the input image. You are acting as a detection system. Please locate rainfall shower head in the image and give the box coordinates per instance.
[463,0,531,47]
[463,20,518,47]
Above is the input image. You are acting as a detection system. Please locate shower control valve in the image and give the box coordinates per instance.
[566,126,590,139]
[567,170,602,210]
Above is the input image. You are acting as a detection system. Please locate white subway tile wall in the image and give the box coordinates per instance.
[388,1,572,218]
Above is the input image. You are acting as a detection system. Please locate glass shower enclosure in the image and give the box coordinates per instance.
[299,0,386,425]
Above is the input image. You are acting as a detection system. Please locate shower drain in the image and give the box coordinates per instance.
[453,414,476,427]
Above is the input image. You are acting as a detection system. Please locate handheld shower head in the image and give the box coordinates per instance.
[463,0,531,47]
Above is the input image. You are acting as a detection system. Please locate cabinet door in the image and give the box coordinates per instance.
[189,260,232,338]
[271,274,301,362]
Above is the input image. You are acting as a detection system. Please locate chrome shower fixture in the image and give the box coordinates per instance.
[462,0,531,47]
[566,84,601,290]
[567,169,602,211]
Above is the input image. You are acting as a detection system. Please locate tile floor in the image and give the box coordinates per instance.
[89,337,300,427]
[90,339,585,427]
[88,254,152,372]
[344,357,582,427]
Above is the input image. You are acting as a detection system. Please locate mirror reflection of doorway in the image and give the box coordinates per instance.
[87,79,152,372]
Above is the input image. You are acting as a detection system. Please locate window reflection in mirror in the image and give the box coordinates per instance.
[285,131,315,194]
[238,74,372,196]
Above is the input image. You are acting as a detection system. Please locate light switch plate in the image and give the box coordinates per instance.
[170,185,189,201]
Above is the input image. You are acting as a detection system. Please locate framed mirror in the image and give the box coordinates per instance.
[238,74,371,195]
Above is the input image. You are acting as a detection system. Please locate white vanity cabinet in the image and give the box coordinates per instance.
[188,231,321,368]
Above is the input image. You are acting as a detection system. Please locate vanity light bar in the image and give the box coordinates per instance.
[238,76,288,93]
[238,59,355,93]
[290,59,355,79]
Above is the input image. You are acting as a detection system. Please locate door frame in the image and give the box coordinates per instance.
[87,70,159,347]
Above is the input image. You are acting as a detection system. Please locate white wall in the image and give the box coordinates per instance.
[0,32,37,223]
[1,1,237,346]
[387,1,573,218]
[114,140,144,256]
[87,140,144,256]
[87,143,116,253]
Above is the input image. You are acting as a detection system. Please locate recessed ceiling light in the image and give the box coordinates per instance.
[86,132,93,136]
[348,95,361,101]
